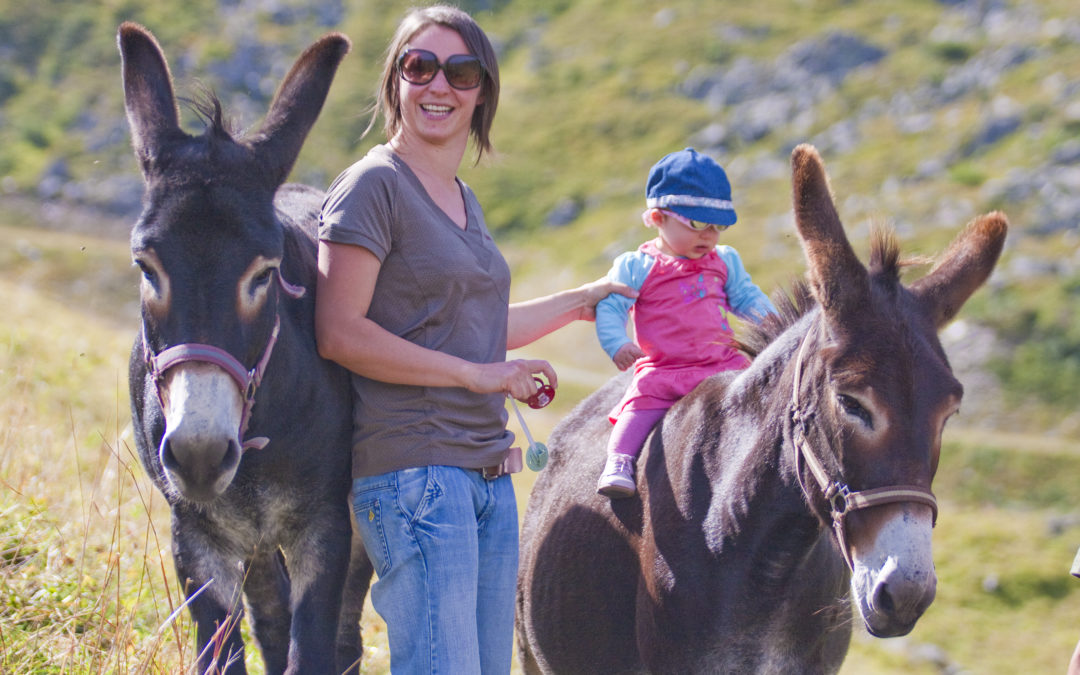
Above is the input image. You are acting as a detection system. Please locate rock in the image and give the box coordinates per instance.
[546,198,581,227]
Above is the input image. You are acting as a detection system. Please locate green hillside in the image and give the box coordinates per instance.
[2,0,1079,435]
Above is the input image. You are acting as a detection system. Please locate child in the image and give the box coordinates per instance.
[595,148,776,498]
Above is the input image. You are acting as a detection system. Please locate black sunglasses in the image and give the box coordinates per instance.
[397,48,485,90]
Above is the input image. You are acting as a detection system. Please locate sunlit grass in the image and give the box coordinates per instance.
[0,254,393,672]
[0,275,193,672]
[3,223,1079,674]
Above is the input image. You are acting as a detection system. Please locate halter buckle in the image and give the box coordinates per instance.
[827,483,851,518]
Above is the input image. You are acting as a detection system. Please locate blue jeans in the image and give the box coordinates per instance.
[351,465,519,674]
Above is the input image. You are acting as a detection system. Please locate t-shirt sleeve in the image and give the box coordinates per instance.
[319,161,398,261]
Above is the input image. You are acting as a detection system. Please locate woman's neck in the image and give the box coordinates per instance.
[388,132,466,185]
[388,132,470,229]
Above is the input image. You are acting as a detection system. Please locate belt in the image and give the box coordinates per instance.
[480,447,522,480]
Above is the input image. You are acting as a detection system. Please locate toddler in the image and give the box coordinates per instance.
[595,148,776,498]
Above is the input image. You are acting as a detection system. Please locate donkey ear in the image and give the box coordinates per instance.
[118,22,183,176]
[250,33,351,187]
[790,144,870,320]
[910,212,1008,329]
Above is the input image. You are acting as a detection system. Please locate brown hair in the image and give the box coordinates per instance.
[365,5,500,163]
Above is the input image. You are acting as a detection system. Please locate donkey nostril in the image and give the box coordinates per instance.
[874,582,896,614]
[160,438,181,473]
[220,440,241,476]
[159,431,241,501]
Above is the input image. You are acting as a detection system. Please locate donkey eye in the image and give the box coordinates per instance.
[134,259,157,284]
[253,267,275,288]
[838,393,873,429]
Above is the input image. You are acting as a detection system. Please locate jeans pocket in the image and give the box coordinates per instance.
[352,496,391,577]
[395,466,436,524]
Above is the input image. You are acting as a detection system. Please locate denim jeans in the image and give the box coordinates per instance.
[351,465,519,674]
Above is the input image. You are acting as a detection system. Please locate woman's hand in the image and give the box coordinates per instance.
[466,359,557,402]
[574,278,637,321]
[612,343,645,371]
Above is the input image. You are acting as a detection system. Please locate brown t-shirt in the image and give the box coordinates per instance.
[319,145,513,477]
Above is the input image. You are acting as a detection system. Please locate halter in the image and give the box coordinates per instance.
[143,271,306,452]
[789,317,939,570]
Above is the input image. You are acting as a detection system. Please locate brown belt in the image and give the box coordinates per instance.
[480,447,522,480]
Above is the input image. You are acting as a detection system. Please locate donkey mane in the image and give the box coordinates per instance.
[736,281,814,359]
[738,224,930,359]
[184,91,236,140]
[142,93,268,189]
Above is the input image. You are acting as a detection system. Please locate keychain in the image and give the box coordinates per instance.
[511,377,552,471]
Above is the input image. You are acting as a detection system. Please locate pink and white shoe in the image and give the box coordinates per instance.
[597,454,636,498]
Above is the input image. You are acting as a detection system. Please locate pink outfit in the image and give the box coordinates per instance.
[608,408,667,458]
[609,239,750,425]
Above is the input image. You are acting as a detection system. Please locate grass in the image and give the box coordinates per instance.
[9,0,1080,429]
[0,227,393,672]
[3,221,1080,673]
[0,273,191,672]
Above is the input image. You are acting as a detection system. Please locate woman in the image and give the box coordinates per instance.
[315,6,633,673]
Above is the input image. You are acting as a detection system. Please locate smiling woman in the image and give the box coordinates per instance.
[314,5,636,673]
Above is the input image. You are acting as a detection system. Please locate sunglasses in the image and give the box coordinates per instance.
[663,209,729,232]
[397,48,485,90]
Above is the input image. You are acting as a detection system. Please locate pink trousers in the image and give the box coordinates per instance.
[607,407,668,459]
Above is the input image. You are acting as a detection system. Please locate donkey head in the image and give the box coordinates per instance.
[789,144,1006,636]
[120,23,350,502]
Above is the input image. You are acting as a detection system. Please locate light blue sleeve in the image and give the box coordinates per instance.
[717,246,777,323]
[595,250,654,359]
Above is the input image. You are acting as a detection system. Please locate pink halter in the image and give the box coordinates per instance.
[142,272,306,451]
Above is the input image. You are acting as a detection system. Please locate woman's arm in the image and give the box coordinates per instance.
[316,240,554,400]
[506,277,637,351]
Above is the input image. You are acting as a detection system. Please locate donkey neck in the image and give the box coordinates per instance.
[640,320,847,663]
[673,312,831,569]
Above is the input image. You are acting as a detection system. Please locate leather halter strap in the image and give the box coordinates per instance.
[143,271,305,452]
[789,317,938,570]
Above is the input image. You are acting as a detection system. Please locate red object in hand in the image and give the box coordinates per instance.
[527,377,555,409]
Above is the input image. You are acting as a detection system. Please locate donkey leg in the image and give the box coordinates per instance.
[242,546,293,675]
[336,532,374,674]
[282,515,352,674]
[172,520,249,674]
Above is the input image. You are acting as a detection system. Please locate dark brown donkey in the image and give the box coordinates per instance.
[517,144,1007,674]
[121,23,372,674]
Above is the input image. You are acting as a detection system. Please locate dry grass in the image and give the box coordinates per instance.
[2,225,1079,674]
[0,275,195,672]
[0,273,394,673]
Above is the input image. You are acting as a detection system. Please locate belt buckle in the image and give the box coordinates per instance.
[481,447,522,480]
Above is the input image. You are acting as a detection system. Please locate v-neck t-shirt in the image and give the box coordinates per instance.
[319,144,513,477]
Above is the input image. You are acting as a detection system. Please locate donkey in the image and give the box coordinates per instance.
[120,23,372,674]
[516,144,1007,674]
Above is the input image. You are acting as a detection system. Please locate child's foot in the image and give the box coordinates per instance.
[597,454,636,498]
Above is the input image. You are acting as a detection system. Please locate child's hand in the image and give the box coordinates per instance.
[612,343,645,371]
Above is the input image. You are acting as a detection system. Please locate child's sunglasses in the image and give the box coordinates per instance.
[397,48,485,90]
[663,209,729,232]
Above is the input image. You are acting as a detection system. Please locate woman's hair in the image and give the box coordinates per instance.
[365,5,500,163]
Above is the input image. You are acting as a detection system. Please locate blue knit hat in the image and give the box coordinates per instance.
[645,148,737,227]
